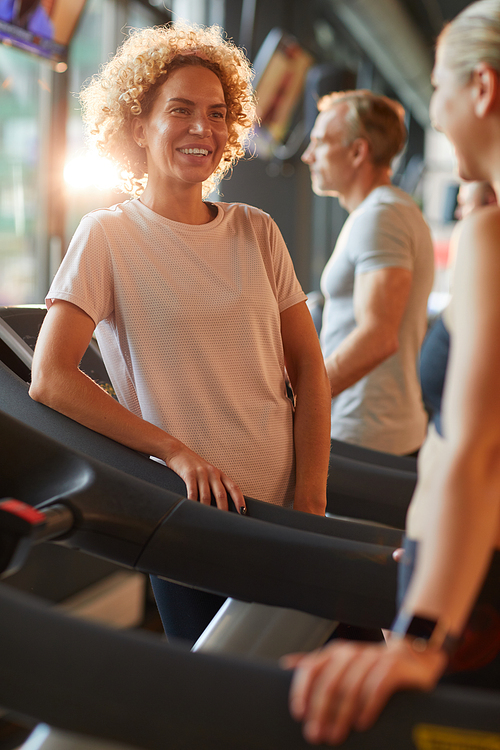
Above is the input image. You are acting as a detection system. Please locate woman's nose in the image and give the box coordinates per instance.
[189,116,211,136]
[429,92,442,133]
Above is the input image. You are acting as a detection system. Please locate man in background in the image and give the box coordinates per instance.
[302,90,434,455]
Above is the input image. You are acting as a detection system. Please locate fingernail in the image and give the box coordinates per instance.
[239,506,247,515]
[354,717,369,732]
[304,721,320,743]
[329,727,345,745]
[290,698,303,719]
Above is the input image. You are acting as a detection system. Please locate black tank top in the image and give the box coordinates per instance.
[419,315,450,437]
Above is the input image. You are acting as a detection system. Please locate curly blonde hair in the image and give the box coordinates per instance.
[80,23,256,196]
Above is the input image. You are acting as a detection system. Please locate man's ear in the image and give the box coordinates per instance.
[351,137,370,167]
[472,63,499,117]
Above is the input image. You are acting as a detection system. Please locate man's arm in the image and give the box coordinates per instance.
[325,266,413,397]
[281,301,331,516]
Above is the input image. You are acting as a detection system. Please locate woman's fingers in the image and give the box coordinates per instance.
[294,643,381,745]
[354,661,403,732]
[289,640,448,746]
[289,643,388,744]
[165,444,245,512]
[281,652,306,670]
[183,471,199,502]
[315,647,385,745]
[355,642,446,731]
[221,473,246,514]
[201,466,246,513]
[289,644,348,721]
[197,467,216,507]
[392,547,404,562]
[205,465,229,511]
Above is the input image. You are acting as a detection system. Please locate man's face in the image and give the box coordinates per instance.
[301,104,355,197]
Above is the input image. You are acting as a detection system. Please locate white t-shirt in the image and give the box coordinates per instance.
[47,199,306,507]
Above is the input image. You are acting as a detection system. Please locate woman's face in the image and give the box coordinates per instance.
[133,64,229,193]
[430,47,482,181]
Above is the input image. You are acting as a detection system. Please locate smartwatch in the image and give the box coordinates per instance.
[391,611,460,655]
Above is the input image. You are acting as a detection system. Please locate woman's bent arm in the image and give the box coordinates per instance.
[281,301,331,516]
[403,207,500,630]
[30,300,245,512]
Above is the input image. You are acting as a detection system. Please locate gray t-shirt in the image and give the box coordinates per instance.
[320,185,434,454]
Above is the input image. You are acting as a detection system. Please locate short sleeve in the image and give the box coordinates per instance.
[266,216,306,313]
[349,202,414,275]
[46,215,115,325]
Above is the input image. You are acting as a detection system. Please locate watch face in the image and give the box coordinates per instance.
[406,615,438,640]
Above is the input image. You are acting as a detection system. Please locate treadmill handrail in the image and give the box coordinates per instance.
[1,408,398,628]
[0,318,34,369]
[2,583,500,750]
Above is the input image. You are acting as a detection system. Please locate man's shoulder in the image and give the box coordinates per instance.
[344,186,433,268]
[358,186,430,236]
[363,185,419,214]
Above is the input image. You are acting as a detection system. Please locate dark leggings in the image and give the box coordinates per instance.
[397,537,500,690]
[150,575,226,646]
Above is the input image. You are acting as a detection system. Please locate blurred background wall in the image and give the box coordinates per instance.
[0,0,470,306]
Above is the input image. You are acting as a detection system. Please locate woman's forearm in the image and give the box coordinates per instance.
[402,442,500,635]
[30,363,177,460]
[291,361,331,515]
[30,362,246,510]
[279,301,331,515]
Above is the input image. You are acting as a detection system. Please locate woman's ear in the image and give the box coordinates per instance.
[131,117,147,149]
[472,63,499,118]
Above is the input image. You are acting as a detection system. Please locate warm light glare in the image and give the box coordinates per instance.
[64,153,120,191]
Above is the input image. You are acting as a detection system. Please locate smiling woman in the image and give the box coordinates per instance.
[130,65,229,222]
[28,21,332,644]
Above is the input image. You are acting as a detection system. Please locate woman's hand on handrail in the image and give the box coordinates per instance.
[282,638,446,746]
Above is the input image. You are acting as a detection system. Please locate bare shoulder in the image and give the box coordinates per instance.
[454,206,500,294]
[444,207,500,444]
[458,205,500,258]
[449,206,500,362]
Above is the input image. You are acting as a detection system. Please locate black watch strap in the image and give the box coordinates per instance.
[391,611,460,655]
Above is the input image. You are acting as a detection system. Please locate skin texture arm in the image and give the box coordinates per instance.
[325,266,413,397]
[29,300,246,513]
[280,301,331,516]
[403,208,500,628]
[283,208,500,745]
